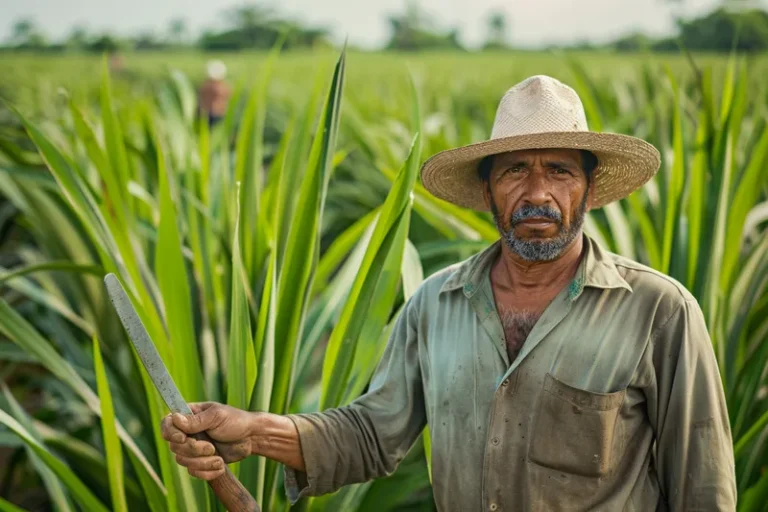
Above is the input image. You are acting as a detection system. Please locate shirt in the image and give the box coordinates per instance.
[283,234,737,511]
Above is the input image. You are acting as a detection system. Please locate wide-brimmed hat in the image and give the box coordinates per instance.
[420,75,661,211]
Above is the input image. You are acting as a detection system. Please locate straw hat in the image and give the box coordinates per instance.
[206,59,227,81]
[420,75,661,211]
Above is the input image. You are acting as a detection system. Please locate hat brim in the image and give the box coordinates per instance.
[420,131,661,211]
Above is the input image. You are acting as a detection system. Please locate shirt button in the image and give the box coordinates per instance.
[490,504,498,511]
[502,379,509,386]
[492,437,500,446]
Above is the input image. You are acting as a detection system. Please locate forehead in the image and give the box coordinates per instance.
[493,148,583,165]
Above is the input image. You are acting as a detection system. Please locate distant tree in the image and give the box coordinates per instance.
[10,18,47,49]
[385,0,464,51]
[484,9,509,49]
[11,19,35,44]
[168,17,188,45]
[674,6,768,51]
[612,32,654,52]
[134,31,168,51]
[88,34,121,53]
[225,4,275,30]
[200,3,328,51]
[66,26,90,50]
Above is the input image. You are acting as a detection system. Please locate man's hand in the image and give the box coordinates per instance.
[161,402,257,480]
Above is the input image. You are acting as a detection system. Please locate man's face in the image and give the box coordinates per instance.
[482,148,592,262]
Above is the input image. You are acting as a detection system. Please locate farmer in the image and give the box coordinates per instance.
[198,59,231,127]
[162,75,737,510]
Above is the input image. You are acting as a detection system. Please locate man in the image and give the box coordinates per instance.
[162,75,737,510]
[198,59,231,127]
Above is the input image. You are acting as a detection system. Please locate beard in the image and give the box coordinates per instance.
[490,192,588,262]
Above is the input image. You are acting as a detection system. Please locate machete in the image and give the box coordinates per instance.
[104,273,259,512]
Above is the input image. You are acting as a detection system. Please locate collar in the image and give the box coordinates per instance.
[439,234,633,300]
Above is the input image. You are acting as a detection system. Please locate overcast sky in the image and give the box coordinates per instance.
[0,0,757,49]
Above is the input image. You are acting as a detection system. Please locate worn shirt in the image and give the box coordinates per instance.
[284,235,737,511]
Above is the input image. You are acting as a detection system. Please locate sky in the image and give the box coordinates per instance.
[0,0,758,49]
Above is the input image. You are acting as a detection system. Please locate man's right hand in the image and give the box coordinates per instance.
[161,402,257,480]
[161,402,306,481]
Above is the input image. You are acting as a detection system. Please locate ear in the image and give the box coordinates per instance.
[585,179,595,212]
[481,179,492,210]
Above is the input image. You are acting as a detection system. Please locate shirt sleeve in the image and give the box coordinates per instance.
[283,295,427,503]
[649,297,737,511]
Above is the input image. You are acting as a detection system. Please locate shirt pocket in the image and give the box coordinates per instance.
[528,373,626,478]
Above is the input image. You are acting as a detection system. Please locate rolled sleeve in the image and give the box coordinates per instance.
[283,296,427,503]
[650,298,737,511]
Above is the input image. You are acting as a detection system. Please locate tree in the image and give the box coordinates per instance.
[66,26,90,50]
[673,7,768,51]
[10,18,46,48]
[385,0,464,51]
[168,17,188,45]
[484,9,509,49]
[11,19,35,44]
[225,4,275,30]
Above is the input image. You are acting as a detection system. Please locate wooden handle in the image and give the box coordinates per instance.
[192,431,260,512]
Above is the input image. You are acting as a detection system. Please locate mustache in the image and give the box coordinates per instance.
[510,205,562,225]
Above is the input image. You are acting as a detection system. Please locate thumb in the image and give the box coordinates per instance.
[172,406,220,435]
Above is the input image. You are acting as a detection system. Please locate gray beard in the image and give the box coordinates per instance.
[491,196,588,262]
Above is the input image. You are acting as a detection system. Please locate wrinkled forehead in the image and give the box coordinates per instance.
[493,148,584,166]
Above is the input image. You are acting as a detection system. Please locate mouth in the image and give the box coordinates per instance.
[515,217,557,228]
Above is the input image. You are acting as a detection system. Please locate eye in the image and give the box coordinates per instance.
[552,167,572,175]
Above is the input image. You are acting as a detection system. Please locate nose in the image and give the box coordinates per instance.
[520,169,552,206]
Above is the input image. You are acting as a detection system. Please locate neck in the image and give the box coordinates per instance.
[493,234,585,292]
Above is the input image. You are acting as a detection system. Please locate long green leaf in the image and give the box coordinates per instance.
[271,48,347,417]
[721,127,768,291]
[92,336,128,512]
[154,120,205,404]
[227,184,257,414]
[0,498,28,512]
[1,386,74,512]
[0,409,110,512]
[321,130,421,409]
[0,299,166,499]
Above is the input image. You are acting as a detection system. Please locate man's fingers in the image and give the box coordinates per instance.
[169,438,215,458]
[188,402,214,414]
[188,467,226,481]
[172,405,221,435]
[161,415,185,443]
[174,454,224,472]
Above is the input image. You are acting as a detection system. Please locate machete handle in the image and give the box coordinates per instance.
[191,431,260,512]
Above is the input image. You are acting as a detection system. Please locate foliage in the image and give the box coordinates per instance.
[0,46,766,512]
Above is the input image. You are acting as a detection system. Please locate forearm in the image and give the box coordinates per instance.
[249,412,306,472]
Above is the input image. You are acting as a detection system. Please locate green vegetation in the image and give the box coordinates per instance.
[0,45,767,511]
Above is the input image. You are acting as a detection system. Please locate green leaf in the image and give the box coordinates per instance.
[686,111,709,291]
[661,71,685,274]
[0,497,28,512]
[1,385,74,512]
[92,336,128,512]
[153,120,205,404]
[721,127,768,291]
[0,409,109,512]
[0,261,103,285]
[321,130,421,409]
[0,299,166,500]
[271,48,347,417]
[100,56,132,215]
[227,184,257,413]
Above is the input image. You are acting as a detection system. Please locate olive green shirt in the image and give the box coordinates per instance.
[284,235,737,511]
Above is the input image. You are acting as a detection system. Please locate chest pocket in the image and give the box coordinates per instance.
[528,373,626,478]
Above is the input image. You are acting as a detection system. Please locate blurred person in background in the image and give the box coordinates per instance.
[198,59,231,127]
